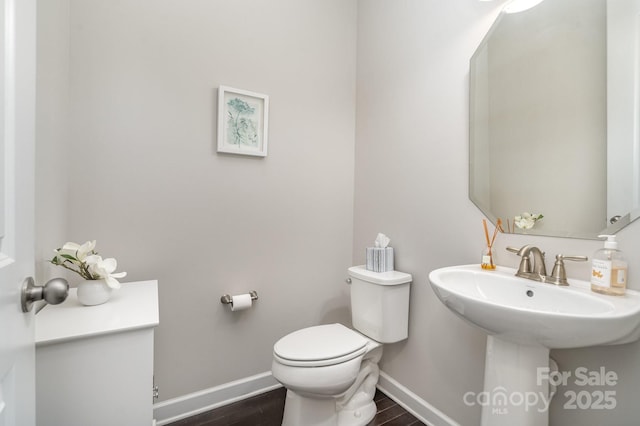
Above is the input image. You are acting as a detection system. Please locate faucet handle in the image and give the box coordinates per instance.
[548,254,588,286]
[558,255,588,262]
[505,245,546,257]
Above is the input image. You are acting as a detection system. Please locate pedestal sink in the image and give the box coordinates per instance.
[428,264,640,426]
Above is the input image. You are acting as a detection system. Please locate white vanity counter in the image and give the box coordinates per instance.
[36,279,159,345]
[35,280,159,426]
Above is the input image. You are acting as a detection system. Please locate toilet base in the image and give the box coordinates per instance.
[281,356,381,426]
[281,390,376,426]
[275,332,383,426]
[337,400,376,425]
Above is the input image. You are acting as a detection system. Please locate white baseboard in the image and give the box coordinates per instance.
[377,371,460,426]
[153,371,281,425]
[153,370,459,426]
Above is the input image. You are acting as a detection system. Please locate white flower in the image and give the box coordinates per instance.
[85,255,127,289]
[50,240,126,288]
[514,212,543,230]
[53,240,96,264]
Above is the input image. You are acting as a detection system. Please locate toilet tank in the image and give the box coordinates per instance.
[348,266,412,343]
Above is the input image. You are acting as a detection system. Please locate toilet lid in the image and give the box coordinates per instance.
[273,324,368,365]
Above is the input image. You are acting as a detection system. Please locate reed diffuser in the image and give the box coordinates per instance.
[481,219,503,270]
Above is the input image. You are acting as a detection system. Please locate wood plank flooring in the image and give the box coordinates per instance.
[166,387,426,426]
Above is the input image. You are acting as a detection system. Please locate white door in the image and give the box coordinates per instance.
[0,0,37,425]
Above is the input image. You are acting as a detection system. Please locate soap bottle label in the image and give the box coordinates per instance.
[591,259,612,288]
[611,267,627,288]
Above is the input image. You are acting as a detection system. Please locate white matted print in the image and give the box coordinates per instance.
[217,86,269,157]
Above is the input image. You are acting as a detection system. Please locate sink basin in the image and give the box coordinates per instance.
[429,264,640,426]
[428,264,640,348]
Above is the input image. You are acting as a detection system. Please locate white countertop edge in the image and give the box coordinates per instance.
[36,279,159,345]
[36,322,158,346]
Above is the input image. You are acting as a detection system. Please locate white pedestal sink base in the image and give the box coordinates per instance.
[429,265,640,425]
[481,336,552,426]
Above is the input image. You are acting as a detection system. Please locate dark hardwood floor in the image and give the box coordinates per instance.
[167,387,426,426]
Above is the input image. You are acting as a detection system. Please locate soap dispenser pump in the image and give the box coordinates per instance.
[591,235,628,296]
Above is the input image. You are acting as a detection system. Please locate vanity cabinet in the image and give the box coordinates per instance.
[35,280,159,426]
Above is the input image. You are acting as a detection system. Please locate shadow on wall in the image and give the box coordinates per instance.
[318,295,351,327]
[377,339,410,365]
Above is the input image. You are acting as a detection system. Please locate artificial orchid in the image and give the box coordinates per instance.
[51,240,127,289]
[514,212,544,230]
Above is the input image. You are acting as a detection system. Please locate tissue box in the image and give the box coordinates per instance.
[366,247,394,272]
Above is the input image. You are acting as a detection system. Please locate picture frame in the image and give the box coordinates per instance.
[217,86,269,157]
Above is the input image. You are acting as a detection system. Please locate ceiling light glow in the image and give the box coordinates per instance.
[503,0,545,14]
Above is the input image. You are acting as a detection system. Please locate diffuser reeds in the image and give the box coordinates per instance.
[481,218,503,270]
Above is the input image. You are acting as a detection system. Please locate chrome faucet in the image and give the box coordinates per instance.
[506,246,588,286]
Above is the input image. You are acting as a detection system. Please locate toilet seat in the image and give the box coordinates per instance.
[273,324,368,367]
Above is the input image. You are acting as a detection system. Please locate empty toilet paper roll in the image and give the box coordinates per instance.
[230,294,253,311]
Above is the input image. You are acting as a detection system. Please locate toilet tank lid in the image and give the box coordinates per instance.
[348,266,412,285]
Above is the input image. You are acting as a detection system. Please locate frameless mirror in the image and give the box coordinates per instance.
[469,0,640,239]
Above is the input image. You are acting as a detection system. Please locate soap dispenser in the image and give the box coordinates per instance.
[591,235,628,296]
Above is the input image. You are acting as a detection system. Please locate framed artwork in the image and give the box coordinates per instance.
[217,86,269,157]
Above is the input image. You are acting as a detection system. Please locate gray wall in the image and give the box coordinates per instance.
[355,1,640,425]
[36,0,640,425]
[36,0,357,401]
[355,2,496,423]
[36,0,70,282]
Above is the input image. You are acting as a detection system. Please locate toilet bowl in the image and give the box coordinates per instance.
[271,266,412,426]
[272,323,382,426]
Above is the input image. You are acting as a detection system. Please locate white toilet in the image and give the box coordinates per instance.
[271,266,412,426]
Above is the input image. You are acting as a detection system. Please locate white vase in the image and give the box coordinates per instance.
[76,279,112,306]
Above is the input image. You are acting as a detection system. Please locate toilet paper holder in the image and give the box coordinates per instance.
[220,291,258,305]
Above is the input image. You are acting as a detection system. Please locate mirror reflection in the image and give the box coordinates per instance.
[469,0,640,239]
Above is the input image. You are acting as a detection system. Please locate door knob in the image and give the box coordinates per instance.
[21,277,69,312]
